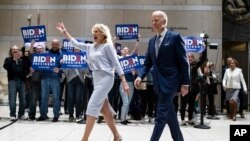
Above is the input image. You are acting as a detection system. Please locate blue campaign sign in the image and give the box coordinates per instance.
[115,43,122,55]
[61,52,88,68]
[32,54,57,70]
[62,39,84,52]
[183,36,205,53]
[138,56,145,66]
[21,25,47,43]
[119,55,142,73]
[115,24,139,40]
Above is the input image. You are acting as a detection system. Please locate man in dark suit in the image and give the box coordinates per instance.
[134,10,190,141]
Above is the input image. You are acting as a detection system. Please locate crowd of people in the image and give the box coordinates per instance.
[2,10,249,141]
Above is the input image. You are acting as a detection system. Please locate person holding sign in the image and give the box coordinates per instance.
[118,46,137,125]
[34,40,63,123]
[56,22,129,141]
[134,11,190,141]
[62,47,88,123]
[28,43,45,120]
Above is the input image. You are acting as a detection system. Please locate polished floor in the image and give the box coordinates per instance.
[0,106,249,141]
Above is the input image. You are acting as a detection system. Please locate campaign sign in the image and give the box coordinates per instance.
[138,56,145,66]
[183,36,205,53]
[61,52,88,68]
[230,125,250,141]
[115,43,122,55]
[116,24,139,40]
[119,55,142,73]
[21,25,46,43]
[62,39,84,52]
[32,54,57,70]
[85,40,93,44]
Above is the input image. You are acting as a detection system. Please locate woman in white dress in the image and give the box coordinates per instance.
[56,22,129,141]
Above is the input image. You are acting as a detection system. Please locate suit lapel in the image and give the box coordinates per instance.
[157,31,171,57]
[152,35,157,60]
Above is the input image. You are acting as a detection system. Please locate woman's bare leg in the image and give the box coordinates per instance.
[81,115,96,141]
[101,100,121,141]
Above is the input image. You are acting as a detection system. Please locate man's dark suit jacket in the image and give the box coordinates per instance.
[139,30,190,94]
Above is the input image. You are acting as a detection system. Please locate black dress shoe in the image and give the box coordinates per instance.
[69,116,75,122]
[29,116,36,120]
[120,120,127,125]
[212,116,220,120]
[97,116,104,123]
[240,113,245,118]
[125,120,132,124]
[207,115,220,120]
[52,117,59,122]
[207,115,214,119]
[188,120,195,125]
[36,116,46,121]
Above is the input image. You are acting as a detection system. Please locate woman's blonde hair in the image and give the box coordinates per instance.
[92,23,113,44]
[230,58,238,67]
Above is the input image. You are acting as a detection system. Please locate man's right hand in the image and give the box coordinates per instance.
[134,77,142,89]
[56,22,67,33]
[30,67,34,73]
[13,52,20,61]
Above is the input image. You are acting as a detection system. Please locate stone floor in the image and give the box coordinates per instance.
[0,106,249,141]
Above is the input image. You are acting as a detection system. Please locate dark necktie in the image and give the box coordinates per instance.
[155,35,161,57]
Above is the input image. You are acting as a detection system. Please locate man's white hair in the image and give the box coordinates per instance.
[152,10,168,27]
[11,45,19,50]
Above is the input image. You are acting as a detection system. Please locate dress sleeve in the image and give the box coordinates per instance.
[105,43,124,76]
[70,37,89,51]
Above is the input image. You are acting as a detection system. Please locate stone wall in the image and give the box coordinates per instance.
[0,0,223,108]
